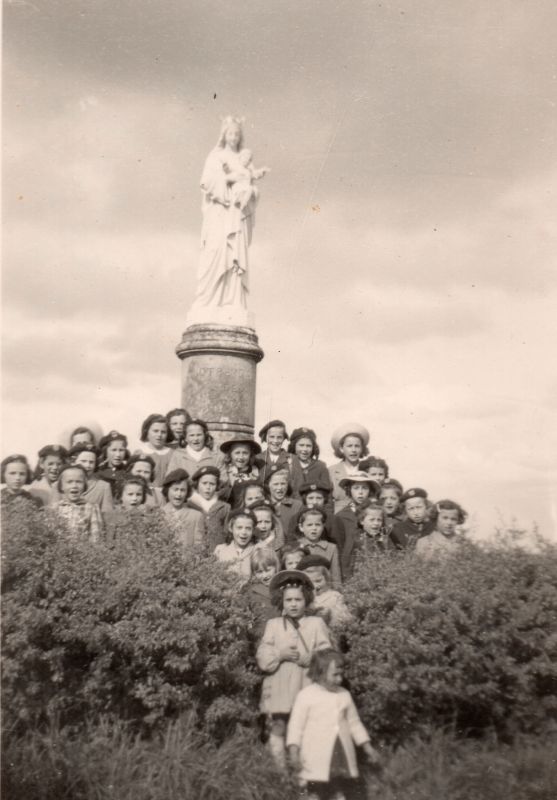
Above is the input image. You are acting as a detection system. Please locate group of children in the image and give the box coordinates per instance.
[1,414,468,798]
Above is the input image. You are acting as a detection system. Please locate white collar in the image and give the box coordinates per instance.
[190,491,217,513]
[185,445,207,462]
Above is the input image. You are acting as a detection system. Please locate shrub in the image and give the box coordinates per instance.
[1,506,258,737]
[343,540,557,743]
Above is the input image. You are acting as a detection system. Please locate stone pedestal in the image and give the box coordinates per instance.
[176,324,264,447]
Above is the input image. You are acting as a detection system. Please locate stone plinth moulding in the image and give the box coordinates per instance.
[176,324,264,447]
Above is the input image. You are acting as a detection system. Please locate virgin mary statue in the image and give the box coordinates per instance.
[187,117,265,327]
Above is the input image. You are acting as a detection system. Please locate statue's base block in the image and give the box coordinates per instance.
[176,324,264,447]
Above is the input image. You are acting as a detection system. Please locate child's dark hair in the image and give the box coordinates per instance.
[307,649,344,683]
[271,579,314,611]
[339,432,369,458]
[33,445,67,480]
[99,432,130,466]
[281,542,307,568]
[1,454,33,484]
[429,499,467,525]
[161,475,191,501]
[116,475,148,503]
[251,547,280,574]
[57,465,88,493]
[191,466,221,489]
[359,456,389,478]
[232,480,267,509]
[126,454,156,481]
[287,430,320,459]
[140,414,168,443]
[304,563,331,586]
[356,500,386,526]
[264,467,293,496]
[226,509,256,543]
[184,418,211,448]
[298,506,327,527]
[70,426,97,446]
[166,407,191,441]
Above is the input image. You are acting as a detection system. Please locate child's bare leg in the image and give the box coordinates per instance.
[267,716,287,769]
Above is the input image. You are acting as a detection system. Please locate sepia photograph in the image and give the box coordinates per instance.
[2,2,557,798]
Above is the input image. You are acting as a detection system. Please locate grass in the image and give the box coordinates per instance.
[2,717,556,800]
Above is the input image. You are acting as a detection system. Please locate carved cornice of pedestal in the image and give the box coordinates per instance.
[176,323,264,363]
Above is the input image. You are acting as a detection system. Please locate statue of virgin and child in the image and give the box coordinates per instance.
[187,116,270,327]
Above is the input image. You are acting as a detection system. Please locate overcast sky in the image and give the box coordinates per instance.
[3,0,556,537]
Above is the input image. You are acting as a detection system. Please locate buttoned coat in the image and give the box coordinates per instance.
[286,683,370,782]
[256,615,332,714]
[165,447,228,486]
[331,505,361,580]
[288,457,331,499]
[390,518,435,550]
[297,537,342,590]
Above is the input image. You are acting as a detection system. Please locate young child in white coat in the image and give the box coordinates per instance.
[287,649,380,800]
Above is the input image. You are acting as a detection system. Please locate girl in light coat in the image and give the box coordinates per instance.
[256,570,332,768]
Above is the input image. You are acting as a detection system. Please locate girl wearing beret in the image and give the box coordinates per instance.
[256,570,332,768]
[29,445,67,506]
[287,427,331,500]
[328,424,370,513]
[390,488,435,550]
[254,420,290,479]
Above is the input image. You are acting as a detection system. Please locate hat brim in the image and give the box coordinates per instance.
[220,438,262,455]
[339,477,381,492]
[330,423,370,459]
[270,569,314,592]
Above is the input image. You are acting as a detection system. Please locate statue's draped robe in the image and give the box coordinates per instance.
[192,148,256,312]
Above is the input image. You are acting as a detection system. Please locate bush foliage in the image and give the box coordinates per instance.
[1,506,258,737]
[344,541,557,742]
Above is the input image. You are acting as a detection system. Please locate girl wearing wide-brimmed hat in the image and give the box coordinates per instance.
[331,473,381,580]
[256,570,332,768]
[219,435,261,501]
[328,423,371,513]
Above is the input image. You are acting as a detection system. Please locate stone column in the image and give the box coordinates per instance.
[176,324,264,448]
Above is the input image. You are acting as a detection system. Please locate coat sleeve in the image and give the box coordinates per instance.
[256,620,282,674]
[89,503,104,543]
[346,693,370,746]
[194,511,207,547]
[329,544,342,589]
[309,616,333,657]
[286,689,311,748]
[331,514,347,579]
[99,481,114,513]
